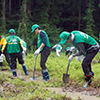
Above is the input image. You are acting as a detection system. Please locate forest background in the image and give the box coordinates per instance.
[0,0,100,52]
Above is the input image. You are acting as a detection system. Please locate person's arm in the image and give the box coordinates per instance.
[73,43,85,57]
[39,32,46,49]
[1,38,7,53]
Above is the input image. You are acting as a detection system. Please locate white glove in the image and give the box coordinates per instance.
[52,44,57,49]
[56,49,61,57]
[34,48,40,55]
[68,55,73,61]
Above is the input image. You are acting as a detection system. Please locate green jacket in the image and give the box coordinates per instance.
[6,35,23,53]
[71,31,97,47]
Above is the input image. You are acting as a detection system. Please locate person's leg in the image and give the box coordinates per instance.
[40,48,51,81]
[3,46,11,65]
[18,52,28,75]
[82,49,99,86]
[10,54,17,77]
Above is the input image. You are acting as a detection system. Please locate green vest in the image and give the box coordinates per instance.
[56,44,62,50]
[38,30,51,51]
[6,35,21,53]
[71,31,97,47]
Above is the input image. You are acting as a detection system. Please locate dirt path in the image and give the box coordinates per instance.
[45,87,100,100]
[1,70,100,100]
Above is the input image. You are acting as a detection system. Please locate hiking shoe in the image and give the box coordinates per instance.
[82,79,92,88]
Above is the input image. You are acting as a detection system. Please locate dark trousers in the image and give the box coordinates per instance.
[3,47,11,65]
[40,48,51,70]
[82,48,99,75]
[10,52,24,69]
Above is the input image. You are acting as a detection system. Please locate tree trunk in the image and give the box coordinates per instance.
[1,0,6,33]
[9,0,11,17]
[78,0,81,30]
[22,1,27,39]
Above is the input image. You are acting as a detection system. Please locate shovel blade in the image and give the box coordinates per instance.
[63,74,69,83]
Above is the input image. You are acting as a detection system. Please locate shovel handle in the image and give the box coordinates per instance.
[66,60,70,74]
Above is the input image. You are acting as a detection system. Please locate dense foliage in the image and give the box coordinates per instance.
[0,0,100,51]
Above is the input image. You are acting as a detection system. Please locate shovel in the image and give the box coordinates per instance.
[63,60,71,83]
[30,55,37,80]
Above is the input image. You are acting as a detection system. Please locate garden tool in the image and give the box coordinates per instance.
[63,60,71,83]
[30,55,37,80]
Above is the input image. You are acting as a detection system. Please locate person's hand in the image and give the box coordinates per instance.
[68,55,73,61]
[34,48,40,55]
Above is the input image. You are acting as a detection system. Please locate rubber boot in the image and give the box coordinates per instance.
[9,63,12,71]
[22,64,28,75]
[12,69,17,77]
[42,69,49,81]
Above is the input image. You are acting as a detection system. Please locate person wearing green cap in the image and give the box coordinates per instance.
[31,24,51,81]
[60,31,99,88]
[65,46,75,56]
[52,44,62,57]
[6,29,28,77]
[21,39,27,60]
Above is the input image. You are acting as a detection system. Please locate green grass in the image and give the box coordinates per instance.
[0,51,100,100]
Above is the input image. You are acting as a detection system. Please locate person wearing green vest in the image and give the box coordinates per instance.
[21,39,27,60]
[0,35,11,68]
[59,31,99,88]
[6,29,28,77]
[99,33,100,42]
[31,24,51,81]
[52,44,62,57]
[66,46,75,56]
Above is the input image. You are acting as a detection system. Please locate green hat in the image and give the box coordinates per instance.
[9,29,15,34]
[60,31,70,44]
[66,47,70,50]
[31,24,39,33]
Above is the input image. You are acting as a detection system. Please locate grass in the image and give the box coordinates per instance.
[0,51,100,100]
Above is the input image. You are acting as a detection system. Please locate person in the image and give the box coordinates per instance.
[0,53,4,67]
[21,39,27,60]
[66,46,75,56]
[0,35,11,68]
[6,29,28,77]
[66,46,85,61]
[31,24,51,81]
[98,33,100,63]
[52,44,62,57]
[59,31,99,87]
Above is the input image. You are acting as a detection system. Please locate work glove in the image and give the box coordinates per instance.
[68,55,73,61]
[34,48,40,55]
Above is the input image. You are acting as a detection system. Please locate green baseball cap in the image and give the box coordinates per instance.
[31,24,39,33]
[9,29,15,33]
[66,47,70,50]
[60,31,70,44]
